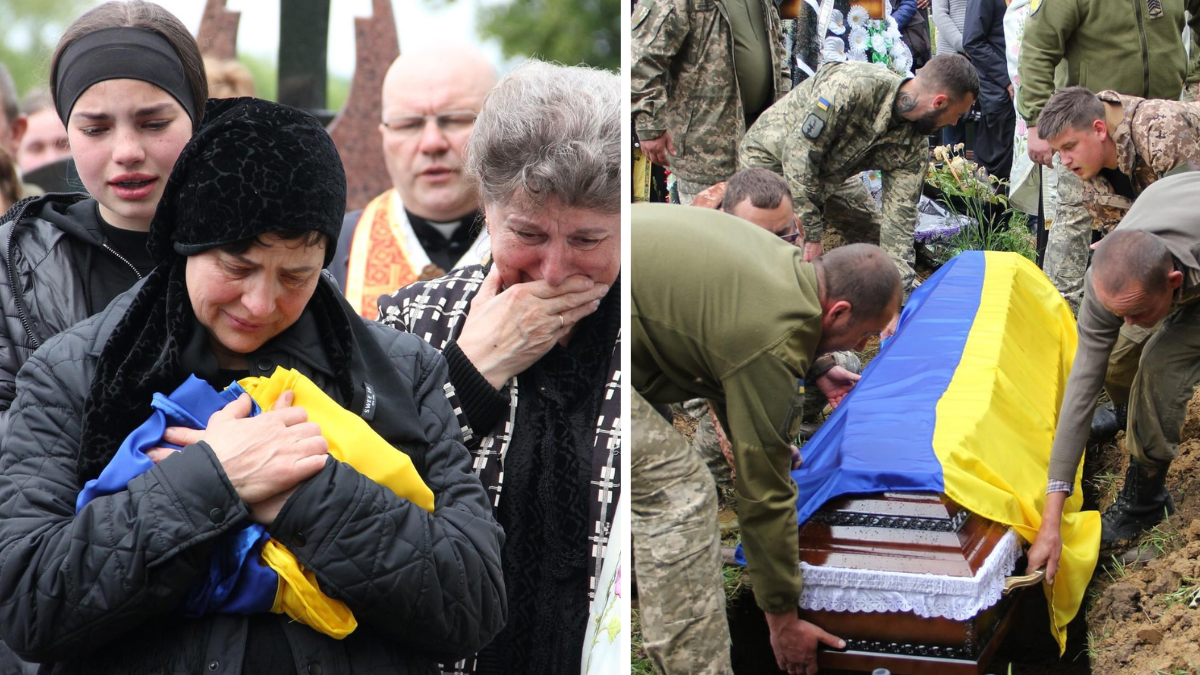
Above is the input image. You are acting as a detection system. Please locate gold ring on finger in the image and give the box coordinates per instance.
[559,314,565,330]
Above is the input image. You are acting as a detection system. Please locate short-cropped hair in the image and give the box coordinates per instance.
[918,53,980,103]
[466,60,620,214]
[1091,230,1175,295]
[721,167,793,212]
[819,243,902,321]
[1037,86,1105,141]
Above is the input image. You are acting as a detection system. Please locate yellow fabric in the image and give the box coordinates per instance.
[261,539,358,638]
[931,252,1100,654]
[633,147,652,203]
[238,367,437,638]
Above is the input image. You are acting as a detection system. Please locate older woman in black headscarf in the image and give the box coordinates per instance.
[378,60,620,675]
[0,97,504,675]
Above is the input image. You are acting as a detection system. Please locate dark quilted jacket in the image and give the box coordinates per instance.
[0,280,507,674]
[0,193,108,440]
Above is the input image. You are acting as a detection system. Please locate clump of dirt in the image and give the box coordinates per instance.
[1084,389,1200,675]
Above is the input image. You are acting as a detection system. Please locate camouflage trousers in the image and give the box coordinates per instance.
[1041,161,1092,312]
[674,177,710,206]
[1124,301,1200,470]
[822,175,921,295]
[632,390,733,675]
[822,175,884,247]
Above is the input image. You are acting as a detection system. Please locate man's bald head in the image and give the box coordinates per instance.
[379,46,498,221]
[1090,230,1182,327]
[1092,230,1174,295]
[815,244,903,353]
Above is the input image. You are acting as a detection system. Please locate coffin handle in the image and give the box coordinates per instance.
[1002,569,1046,595]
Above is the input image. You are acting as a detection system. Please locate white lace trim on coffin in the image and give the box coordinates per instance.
[797,529,1021,621]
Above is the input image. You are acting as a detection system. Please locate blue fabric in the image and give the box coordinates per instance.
[891,0,917,32]
[76,375,277,616]
[735,253,986,565]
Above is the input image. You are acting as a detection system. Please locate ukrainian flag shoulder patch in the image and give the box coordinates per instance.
[817,97,830,111]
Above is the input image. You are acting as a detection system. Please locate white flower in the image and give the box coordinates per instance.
[847,4,870,29]
[891,48,913,74]
[849,27,870,54]
[871,32,888,54]
[849,49,869,62]
[829,9,846,35]
[885,16,902,39]
[823,36,848,62]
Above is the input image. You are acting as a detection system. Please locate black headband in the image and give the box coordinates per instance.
[55,26,197,127]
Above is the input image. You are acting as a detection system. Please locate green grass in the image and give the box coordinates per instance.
[723,564,747,603]
[1105,553,1131,582]
[1139,514,1183,557]
[631,607,655,675]
[1159,577,1200,609]
[1089,470,1121,508]
[936,212,1036,265]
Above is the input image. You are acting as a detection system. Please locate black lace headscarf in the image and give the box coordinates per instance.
[76,97,352,484]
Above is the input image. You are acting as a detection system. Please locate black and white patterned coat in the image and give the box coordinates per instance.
[377,264,622,600]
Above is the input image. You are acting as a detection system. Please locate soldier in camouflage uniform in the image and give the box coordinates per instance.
[738,55,978,293]
[1037,85,1200,441]
[633,203,902,675]
[630,0,789,204]
[1039,86,1200,234]
[631,390,731,675]
[1017,0,1200,310]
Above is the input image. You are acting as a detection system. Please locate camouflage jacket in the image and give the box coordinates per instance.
[1082,90,1200,232]
[738,61,928,243]
[1017,0,1200,126]
[631,0,789,186]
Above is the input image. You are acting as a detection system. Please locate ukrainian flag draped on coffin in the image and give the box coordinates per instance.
[76,367,435,638]
[788,251,1099,652]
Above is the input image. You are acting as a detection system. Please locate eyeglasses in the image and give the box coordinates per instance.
[382,110,478,137]
[778,218,803,245]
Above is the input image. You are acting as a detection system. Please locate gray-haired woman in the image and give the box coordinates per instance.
[378,59,621,675]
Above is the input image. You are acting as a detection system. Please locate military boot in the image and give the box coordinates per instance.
[1100,459,1175,546]
[1089,402,1127,445]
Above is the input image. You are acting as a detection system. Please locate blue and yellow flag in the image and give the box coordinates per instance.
[788,251,1098,652]
[77,367,435,639]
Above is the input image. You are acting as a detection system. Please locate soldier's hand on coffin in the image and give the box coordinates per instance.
[456,266,610,389]
[816,366,860,409]
[1026,491,1068,584]
[765,612,845,675]
[638,131,675,167]
[802,241,823,263]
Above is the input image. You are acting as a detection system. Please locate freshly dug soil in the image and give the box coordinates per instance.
[1083,388,1200,675]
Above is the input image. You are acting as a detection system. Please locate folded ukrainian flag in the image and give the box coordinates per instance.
[744,251,1098,652]
[76,367,435,639]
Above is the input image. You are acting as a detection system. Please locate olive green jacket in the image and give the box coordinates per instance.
[632,203,823,614]
[1017,0,1200,125]
[631,0,789,186]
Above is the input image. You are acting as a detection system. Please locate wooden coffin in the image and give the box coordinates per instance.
[797,492,1032,675]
